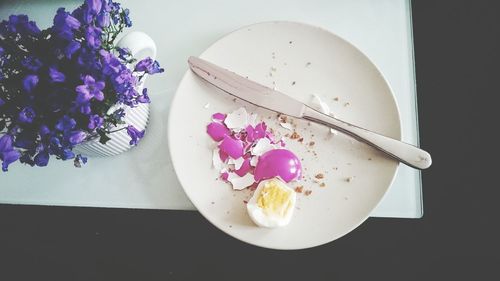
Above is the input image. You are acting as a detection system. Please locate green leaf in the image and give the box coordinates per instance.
[97,129,112,145]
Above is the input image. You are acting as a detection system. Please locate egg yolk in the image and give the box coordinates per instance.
[257,179,293,217]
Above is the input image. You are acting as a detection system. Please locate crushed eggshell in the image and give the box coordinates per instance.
[212,148,224,170]
[207,107,302,191]
[250,156,258,167]
[219,135,244,159]
[309,94,338,135]
[228,172,255,190]
[251,138,276,156]
[207,122,230,141]
[279,122,294,131]
[212,112,226,122]
[224,107,248,131]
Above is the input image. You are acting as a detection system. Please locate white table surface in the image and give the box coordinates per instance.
[0,0,422,218]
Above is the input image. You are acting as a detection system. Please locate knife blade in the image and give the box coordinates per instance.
[188,56,306,118]
[188,56,432,169]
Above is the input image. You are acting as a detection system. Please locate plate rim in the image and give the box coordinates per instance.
[168,20,402,250]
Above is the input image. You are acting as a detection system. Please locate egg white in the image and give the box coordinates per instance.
[247,178,297,228]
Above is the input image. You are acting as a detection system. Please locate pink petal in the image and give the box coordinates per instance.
[218,135,244,159]
[220,172,229,181]
[207,122,230,141]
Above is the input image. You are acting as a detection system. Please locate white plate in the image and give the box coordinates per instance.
[168,21,401,249]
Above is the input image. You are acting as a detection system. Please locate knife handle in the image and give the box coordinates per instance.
[302,106,432,170]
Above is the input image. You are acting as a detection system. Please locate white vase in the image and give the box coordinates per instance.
[73,31,157,157]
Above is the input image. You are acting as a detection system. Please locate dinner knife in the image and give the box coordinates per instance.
[188,56,432,170]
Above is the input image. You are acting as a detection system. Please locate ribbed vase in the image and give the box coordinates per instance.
[73,103,149,157]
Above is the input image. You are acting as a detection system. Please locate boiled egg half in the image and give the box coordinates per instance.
[247,178,296,228]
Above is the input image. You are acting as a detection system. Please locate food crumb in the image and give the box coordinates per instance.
[334,97,339,101]
[243,200,248,204]
[368,157,372,161]
[233,98,237,102]
[294,186,304,193]
[315,173,324,179]
[279,115,288,123]
[309,141,315,146]
[292,81,296,85]
[290,132,301,139]
[344,102,350,107]
[298,137,304,143]
[289,41,293,44]
[319,183,326,188]
[304,190,313,196]
[346,176,354,182]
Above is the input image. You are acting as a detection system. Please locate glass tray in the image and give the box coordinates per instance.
[0,0,422,218]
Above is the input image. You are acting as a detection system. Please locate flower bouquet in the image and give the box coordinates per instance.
[0,0,163,171]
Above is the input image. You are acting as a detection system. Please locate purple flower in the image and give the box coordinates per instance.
[123,8,132,27]
[74,154,87,167]
[23,75,39,93]
[111,108,125,119]
[137,88,150,103]
[68,130,87,145]
[5,15,40,35]
[0,134,21,172]
[100,50,122,74]
[53,8,81,40]
[86,0,102,15]
[61,149,75,160]
[85,26,102,49]
[134,57,164,74]
[76,75,105,103]
[0,0,162,171]
[88,114,104,130]
[34,151,49,167]
[64,41,81,58]
[21,56,42,72]
[39,125,51,136]
[18,107,36,123]
[49,66,66,82]
[96,11,110,27]
[126,125,145,146]
[55,115,76,131]
[116,47,130,61]
[79,103,92,115]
